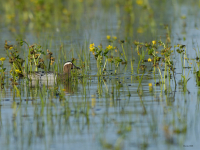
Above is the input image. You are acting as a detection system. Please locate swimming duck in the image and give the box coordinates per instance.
[27,61,80,82]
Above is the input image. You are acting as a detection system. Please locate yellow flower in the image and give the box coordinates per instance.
[181,15,186,19]
[107,35,111,40]
[90,48,95,52]
[152,41,156,45]
[148,83,152,87]
[148,58,152,62]
[90,43,95,48]
[50,61,54,65]
[136,0,143,5]
[89,43,95,52]
[112,36,117,40]
[149,83,153,92]
[0,57,6,61]
[15,69,21,74]
[9,47,13,50]
[107,45,113,50]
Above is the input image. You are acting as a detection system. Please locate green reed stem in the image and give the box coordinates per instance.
[121,44,127,62]
[157,67,163,85]
[131,59,134,74]
[137,73,144,92]
[164,58,167,90]
[103,58,107,72]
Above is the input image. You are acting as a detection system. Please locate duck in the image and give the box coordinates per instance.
[27,61,80,86]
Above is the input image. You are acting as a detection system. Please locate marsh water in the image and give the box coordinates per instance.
[0,0,200,150]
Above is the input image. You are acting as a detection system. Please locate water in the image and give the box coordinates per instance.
[0,0,200,150]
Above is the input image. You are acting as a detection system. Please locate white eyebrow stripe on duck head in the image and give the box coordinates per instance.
[63,62,72,69]
[63,62,73,72]
[64,62,73,66]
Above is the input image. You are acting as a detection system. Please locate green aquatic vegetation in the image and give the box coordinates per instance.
[89,42,125,75]
[5,40,56,78]
[0,57,6,88]
[5,41,25,85]
[196,71,200,86]
[0,57,6,89]
[175,44,192,91]
[137,72,145,92]
[134,39,176,92]
[135,44,147,73]
[28,44,46,71]
[25,41,55,72]
[134,37,198,92]
[5,41,24,77]
[194,45,200,86]
[2,0,84,31]
[159,40,174,90]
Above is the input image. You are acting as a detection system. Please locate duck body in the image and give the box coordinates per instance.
[27,61,80,86]
[28,71,57,81]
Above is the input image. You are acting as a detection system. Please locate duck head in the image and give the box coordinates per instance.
[63,61,80,75]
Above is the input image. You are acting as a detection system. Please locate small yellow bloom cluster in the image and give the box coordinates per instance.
[106,45,113,50]
[107,35,117,40]
[0,57,6,62]
[152,41,156,45]
[107,35,111,40]
[112,36,117,40]
[9,47,13,50]
[148,58,152,62]
[149,83,153,92]
[89,43,95,52]
[136,0,143,5]
[15,69,21,74]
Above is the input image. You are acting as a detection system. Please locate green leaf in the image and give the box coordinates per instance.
[115,57,123,63]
